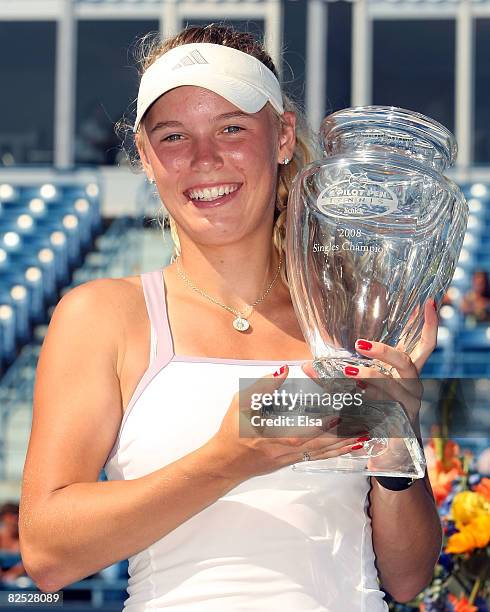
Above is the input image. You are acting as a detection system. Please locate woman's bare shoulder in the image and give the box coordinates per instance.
[67,273,143,301]
[53,274,145,344]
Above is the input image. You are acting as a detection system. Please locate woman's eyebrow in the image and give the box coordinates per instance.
[150,120,183,133]
[150,111,254,133]
[214,111,254,121]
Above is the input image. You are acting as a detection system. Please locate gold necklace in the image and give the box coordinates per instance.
[175,254,283,332]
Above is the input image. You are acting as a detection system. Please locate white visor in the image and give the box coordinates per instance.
[133,42,284,133]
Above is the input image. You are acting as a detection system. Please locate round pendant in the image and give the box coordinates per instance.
[233,317,250,332]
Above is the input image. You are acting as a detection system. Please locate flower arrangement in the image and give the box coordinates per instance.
[387,436,490,611]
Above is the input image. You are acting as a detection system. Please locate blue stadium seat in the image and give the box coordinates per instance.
[0,184,20,203]
[35,216,83,267]
[0,283,28,345]
[0,302,16,369]
[0,268,44,328]
[21,197,93,250]
[458,326,490,350]
[0,215,83,268]
[456,352,490,378]
[1,230,70,288]
[0,249,57,305]
[0,201,29,214]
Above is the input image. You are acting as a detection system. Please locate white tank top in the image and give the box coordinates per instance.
[104,268,389,611]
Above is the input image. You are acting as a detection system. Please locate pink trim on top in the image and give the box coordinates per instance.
[104,267,308,466]
[104,269,175,463]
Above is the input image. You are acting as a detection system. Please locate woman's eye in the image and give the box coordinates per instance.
[162,134,182,142]
[223,125,243,134]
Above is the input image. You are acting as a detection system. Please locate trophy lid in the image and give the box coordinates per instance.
[320,106,458,172]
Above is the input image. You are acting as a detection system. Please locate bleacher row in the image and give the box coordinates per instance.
[0,181,140,375]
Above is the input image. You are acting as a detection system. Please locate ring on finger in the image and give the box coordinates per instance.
[376,362,395,376]
[302,451,311,462]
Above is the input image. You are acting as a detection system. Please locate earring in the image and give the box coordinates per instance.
[282,158,290,165]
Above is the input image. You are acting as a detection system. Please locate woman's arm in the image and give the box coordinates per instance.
[23,443,240,592]
[345,302,442,603]
[368,422,442,603]
[19,281,241,593]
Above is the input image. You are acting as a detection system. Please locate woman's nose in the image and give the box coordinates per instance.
[190,139,224,172]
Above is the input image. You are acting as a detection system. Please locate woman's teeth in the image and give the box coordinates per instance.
[187,184,239,201]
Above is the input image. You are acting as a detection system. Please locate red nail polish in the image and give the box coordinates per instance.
[356,380,368,390]
[356,340,372,351]
[273,364,287,377]
[344,366,359,376]
[351,443,364,450]
[356,436,370,443]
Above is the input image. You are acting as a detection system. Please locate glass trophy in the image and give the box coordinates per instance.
[285,106,468,477]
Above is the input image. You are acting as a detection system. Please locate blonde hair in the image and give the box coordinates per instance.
[133,24,318,287]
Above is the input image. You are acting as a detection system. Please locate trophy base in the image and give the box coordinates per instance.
[293,358,426,478]
[292,436,426,478]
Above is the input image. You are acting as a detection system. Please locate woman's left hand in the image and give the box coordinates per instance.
[302,299,439,426]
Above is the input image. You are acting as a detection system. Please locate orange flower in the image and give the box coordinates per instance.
[427,439,465,506]
[428,466,461,506]
[475,477,490,501]
[447,593,478,612]
[430,439,464,472]
[446,528,478,554]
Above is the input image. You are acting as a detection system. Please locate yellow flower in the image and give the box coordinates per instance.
[450,491,490,530]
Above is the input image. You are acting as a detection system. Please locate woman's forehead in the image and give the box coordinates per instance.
[144,85,273,127]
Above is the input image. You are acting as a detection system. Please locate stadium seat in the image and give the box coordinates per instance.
[0,268,44,329]
[458,326,490,351]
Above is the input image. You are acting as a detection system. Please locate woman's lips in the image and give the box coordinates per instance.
[187,185,242,209]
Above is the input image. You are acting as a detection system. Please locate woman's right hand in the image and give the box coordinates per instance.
[204,364,369,482]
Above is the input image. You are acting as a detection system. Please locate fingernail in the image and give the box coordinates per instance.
[273,364,288,377]
[356,340,372,351]
[355,436,370,443]
[351,443,364,450]
[356,380,368,390]
[344,366,359,376]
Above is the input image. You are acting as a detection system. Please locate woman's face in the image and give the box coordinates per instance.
[137,85,295,247]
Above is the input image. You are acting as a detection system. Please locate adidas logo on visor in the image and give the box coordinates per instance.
[172,49,209,70]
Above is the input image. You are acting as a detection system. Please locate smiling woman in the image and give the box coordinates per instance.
[19,23,442,612]
[137,86,293,257]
